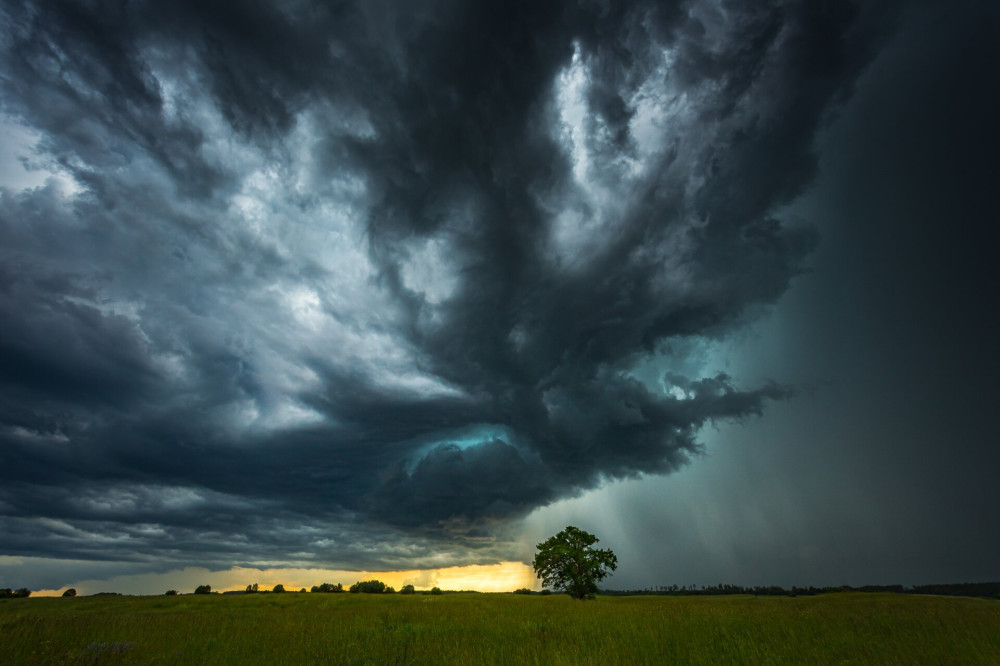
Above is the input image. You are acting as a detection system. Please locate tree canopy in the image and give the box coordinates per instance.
[311,582,344,593]
[532,525,617,600]
[349,580,390,594]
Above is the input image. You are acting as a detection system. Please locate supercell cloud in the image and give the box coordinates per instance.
[0,0,890,572]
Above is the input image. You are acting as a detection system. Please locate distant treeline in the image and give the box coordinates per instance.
[4,581,997,599]
[602,582,1000,599]
[223,581,442,595]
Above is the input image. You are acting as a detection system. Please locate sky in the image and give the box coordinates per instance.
[1,0,997,595]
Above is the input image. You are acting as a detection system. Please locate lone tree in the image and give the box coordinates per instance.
[532,526,617,600]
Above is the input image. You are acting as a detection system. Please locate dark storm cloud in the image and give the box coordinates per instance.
[0,0,896,572]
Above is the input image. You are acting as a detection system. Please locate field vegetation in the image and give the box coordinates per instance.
[1,592,998,664]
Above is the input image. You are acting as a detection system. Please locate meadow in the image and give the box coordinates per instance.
[2,592,998,665]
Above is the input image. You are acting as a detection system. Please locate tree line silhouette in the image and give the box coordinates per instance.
[188,580,442,595]
[2,580,995,598]
[601,582,1000,599]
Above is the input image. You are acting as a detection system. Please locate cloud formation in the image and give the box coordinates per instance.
[0,0,890,573]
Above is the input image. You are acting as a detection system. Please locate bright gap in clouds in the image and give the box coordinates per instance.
[548,41,692,272]
[0,115,81,195]
[406,424,520,473]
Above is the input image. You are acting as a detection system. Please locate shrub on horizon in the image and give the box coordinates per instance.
[350,580,389,594]
[312,582,344,593]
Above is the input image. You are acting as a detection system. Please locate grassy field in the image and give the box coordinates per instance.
[2,592,998,665]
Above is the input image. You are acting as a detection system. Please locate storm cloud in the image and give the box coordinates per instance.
[1,0,898,572]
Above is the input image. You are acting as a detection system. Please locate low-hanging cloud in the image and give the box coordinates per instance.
[0,0,893,574]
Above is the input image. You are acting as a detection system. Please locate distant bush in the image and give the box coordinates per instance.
[246,583,259,593]
[164,590,178,596]
[428,587,442,596]
[194,585,212,595]
[513,588,533,595]
[349,580,389,594]
[311,583,344,593]
[273,584,286,593]
[400,584,416,595]
[62,588,77,597]
[539,589,552,596]
[0,588,31,598]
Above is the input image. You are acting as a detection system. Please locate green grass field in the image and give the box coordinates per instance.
[2,592,998,665]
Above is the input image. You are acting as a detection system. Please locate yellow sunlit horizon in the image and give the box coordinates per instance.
[32,561,539,597]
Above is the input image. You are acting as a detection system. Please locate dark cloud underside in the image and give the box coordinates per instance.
[0,0,899,570]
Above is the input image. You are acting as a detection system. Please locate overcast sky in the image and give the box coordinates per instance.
[1,0,997,593]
